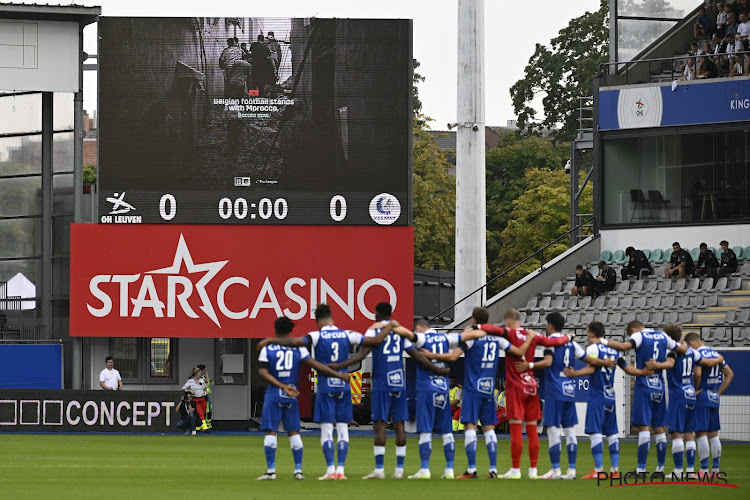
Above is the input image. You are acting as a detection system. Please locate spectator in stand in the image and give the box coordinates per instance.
[571,264,596,297]
[697,55,719,78]
[725,13,739,39]
[665,242,695,279]
[716,3,728,39]
[621,246,653,280]
[695,6,711,40]
[681,57,697,80]
[745,53,750,74]
[736,12,750,51]
[718,240,739,278]
[693,242,720,279]
[729,54,744,75]
[593,261,617,296]
[738,0,750,16]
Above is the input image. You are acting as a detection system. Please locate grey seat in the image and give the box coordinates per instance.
[568,310,581,325]
[678,311,693,323]
[594,311,609,323]
[562,280,576,294]
[658,280,672,292]
[581,311,595,324]
[665,311,679,323]
[610,311,623,324]
[648,295,662,308]
[635,310,650,323]
[533,296,551,311]
[621,311,636,324]
[566,297,579,309]
[689,295,704,308]
[676,294,690,308]
[710,277,728,292]
[633,296,648,309]
[630,280,644,294]
[729,308,750,326]
[526,297,539,309]
[703,294,719,307]
[542,280,563,296]
[644,279,658,293]
[606,296,619,309]
[729,277,742,291]
[551,296,565,310]
[662,295,675,308]
[715,327,731,344]
[619,295,634,308]
[578,296,592,309]
[651,310,665,325]
[519,311,527,324]
[699,278,714,291]
[737,327,750,346]
[672,278,687,293]
[527,311,540,325]
[616,280,631,294]
[590,295,606,310]
[685,278,700,292]
[720,310,736,324]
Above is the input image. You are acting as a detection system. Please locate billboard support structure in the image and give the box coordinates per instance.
[455,0,486,321]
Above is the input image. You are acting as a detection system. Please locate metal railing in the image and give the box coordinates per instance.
[599,51,750,86]
[427,216,596,324]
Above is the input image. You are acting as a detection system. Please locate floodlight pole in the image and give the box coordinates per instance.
[454,0,486,321]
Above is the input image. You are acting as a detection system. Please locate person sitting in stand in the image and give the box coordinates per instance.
[571,264,596,297]
[718,240,739,279]
[693,242,720,280]
[665,241,695,279]
[593,261,617,296]
[621,247,653,280]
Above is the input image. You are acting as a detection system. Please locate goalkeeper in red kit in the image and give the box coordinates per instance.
[476,308,573,479]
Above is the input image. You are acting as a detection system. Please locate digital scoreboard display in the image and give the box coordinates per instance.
[98,17,412,225]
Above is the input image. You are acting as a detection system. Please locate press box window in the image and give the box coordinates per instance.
[215,338,247,384]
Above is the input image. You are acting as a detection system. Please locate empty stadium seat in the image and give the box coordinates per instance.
[550,296,565,310]
[532,296,551,311]
[699,277,714,291]
[665,311,679,323]
[690,248,700,261]
[676,294,690,308]
[672,278,687,293]
[641,249,652,260]
[685,278,700,292]
[615,280,630,294]
[743,246,750,262]
[519,311,527,324]
[710,277,728,292]
[590,250,613,266]
[566,297,579,309]
[703,294,719,307]
[729,277,742,290]
[619,295,634,308]
[678,311,693,323]
[629,280,644,294]
[527,311,540,325]
[648,295,661,308]
[651,311,664,325]
[542,281,562,296]
[650,248,665,263]
[644,279,658,293]
[568,311,581,325]
[526,297,538,309]
[610,311,623,325]
[594,311,609,324]
[578,296,593,309]
[662,295,676,308]
[622,311,636,324]
[729,308,750,326]
[689,295,704,308]
[606,296,619,309]
[581,311,595,324]
[612,249,628,265]
[633,295,648,309]
[561,280,576,295]
[590,295,606,310]
[737,327,750,346]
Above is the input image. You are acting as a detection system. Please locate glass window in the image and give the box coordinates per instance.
[617,0,695,18]
[53,132,74,174]
[0,176,42,216]
[602,130,750,225]
[0,135,42,176]
[52,173,74,214]
[52,215,72,256]
[617,19,677,64]
[52,257,69,299]
[0,258,39,292]
[0,94,42,135]
[215,338,247,384]
[53,93,74,132]
[0,218,40,259]
[110,338,139,382]
[148,338,178,383]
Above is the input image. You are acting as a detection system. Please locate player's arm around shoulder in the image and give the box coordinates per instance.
[718,363,734,395]
[304,357,350,381]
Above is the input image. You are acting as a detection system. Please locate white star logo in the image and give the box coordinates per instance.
[147,234,228,327]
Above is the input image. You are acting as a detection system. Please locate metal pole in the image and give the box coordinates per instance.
[41,92,53,346]
[72,25,85,390]
[454,0,486,321]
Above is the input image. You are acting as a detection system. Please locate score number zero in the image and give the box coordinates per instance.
[159,194,349,221]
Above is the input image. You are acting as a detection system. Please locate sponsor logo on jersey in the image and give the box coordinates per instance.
[477,377,493,395]
[387,369,404,388]
[433,393,447,409]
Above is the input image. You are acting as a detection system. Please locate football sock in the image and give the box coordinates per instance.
[290,434,304,472]
[442,433,455,470]
[526,424,540,468]
[655,433,667,470]
[419,433,432,469]
[637,431,650,471]
[374,445,386,470]
[264,434,277,472]
[336,423,349,468]
[485,429,498,471]
[685,440,696,470]
[321,423,335,468]
[672,438,684,470]
[564,426,578,470]
[697,435,710,469]
[465,429,478,472]
[548,426,561,470]
[510,423,523,469]
[590,433,603,470]
[607,435,620,469]
[395,445,406,470]
[710,436,721,470]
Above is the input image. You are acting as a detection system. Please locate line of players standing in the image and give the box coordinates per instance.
[254,303,733,480]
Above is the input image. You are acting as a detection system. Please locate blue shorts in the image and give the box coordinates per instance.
[632,389,667,428]
[460,392,497,426]
[667,393,697,434]
[694,404,721,433]
[314,392,353,424]
[261,397,301,432]
[585,399,618,436]
[416,391,452,435]
[542,398,578,428]
[371,390,408,423]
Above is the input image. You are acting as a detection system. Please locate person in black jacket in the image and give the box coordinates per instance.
[593,261,617,296]
[571,264,596,297]
[665,242,695,279]
[621,246,653,280]
[718,240,739,278]
[693,242,719,279]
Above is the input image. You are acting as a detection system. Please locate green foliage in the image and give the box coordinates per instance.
[510,0,608,141]
[490,168,593,291]
[413,116,455,271]
[486,134,569,287]
[413,59,426,126]
[83,164,97,186]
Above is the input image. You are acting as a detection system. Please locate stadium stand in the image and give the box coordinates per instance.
[518,245,750,346]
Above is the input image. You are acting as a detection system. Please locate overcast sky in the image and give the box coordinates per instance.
[26,0,605,129]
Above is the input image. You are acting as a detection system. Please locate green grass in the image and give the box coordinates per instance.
[3,433,749,499]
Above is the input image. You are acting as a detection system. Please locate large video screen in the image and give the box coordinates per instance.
[98,17,412,225]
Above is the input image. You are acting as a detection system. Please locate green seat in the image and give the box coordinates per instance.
[613,249,628,265]
[690,247,700,261]
[590,250,613,266]
[650,248,663,263]
[709,247,717,255]
[733,245,744,261]
[665,248,674,261]
[743,246,750,262]
[641,249,651,260]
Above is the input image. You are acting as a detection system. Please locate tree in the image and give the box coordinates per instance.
[485,134,569,287]
[490,168,593,291]
[413,116,455,270]
[83,164,97,186]
[510,0,608,141]
[413,59,426,126]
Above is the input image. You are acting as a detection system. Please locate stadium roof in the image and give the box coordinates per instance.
[0,2,100,24]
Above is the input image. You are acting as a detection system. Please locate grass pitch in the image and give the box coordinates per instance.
[3,433,749,499]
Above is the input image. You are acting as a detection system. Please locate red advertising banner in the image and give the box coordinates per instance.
[70,224,413,337]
